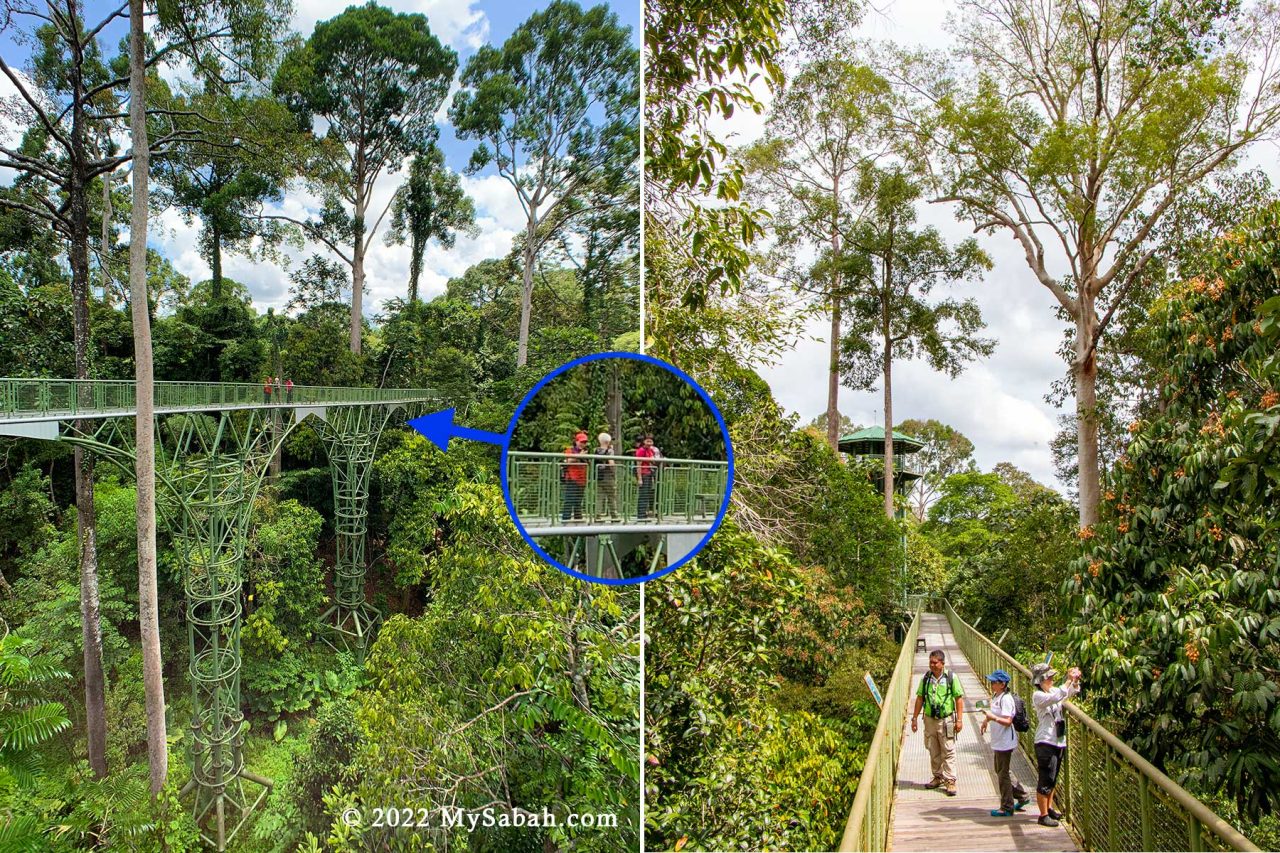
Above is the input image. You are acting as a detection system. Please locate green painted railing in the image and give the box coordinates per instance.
[506,450,728,528]
[944,601,1258,853]
[839,609,921,852]
[0,378,434,419]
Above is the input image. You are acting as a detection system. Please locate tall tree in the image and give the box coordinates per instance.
[273,2,457,354]
[742,58,891,452]
[839,167,992,517]
[153,91,298,301]
[0,1,134,782]
[895,0,1280,525]
[897,418,976,521]
[384,144,476,303]
[450,0,638,367]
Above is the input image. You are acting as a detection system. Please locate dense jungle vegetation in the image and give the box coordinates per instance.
[644,0,1280,849]
[0,0,640,849]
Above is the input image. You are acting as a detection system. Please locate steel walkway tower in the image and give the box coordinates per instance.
[0,378,433,850]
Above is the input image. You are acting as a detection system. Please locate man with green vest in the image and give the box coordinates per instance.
[911,648,965,795]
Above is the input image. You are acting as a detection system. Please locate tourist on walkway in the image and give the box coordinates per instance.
[594,432,618,519]
[561,431,589,521]
[285,378,294,403]
[262,376,273,405]
[980,669,1029,817]
[911,649,964,796]
[635,434,658,520]
[1031,662,1081,827]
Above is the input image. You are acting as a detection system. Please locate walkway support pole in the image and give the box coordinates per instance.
[312,404,403,654]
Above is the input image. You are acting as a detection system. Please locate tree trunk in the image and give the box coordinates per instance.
[100,165,113,306]
[351,195,366,354]
[68,45,108,782]
[826,177,842,452]
[408,234,421,303]
[130,0,168,796]
[882,226,895,520]
[210,220,223,301]
[1075,293,1101,527]
[517,212,537,368]
[606,363,622,446]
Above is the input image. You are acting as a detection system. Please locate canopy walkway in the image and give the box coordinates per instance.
[840,602,1260,853]
[0,376,433,850]
[506,450,728,577]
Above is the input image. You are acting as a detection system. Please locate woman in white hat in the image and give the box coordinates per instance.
[594,432,618,519]
[1030,662,1081,827]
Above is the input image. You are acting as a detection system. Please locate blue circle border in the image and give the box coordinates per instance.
[499,351,735,585]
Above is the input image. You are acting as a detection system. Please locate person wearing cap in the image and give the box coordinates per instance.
[980,669,1029,817]
[1031,662,1081,827]
[910,649,964,796]
[561,432,590,521]
[594,432,618,519]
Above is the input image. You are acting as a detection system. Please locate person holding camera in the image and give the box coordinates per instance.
[911,649,965,796]
[979,669,1030,817]
[1030,662,1081,827]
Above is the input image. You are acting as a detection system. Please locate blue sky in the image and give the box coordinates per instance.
[0,0,639,315]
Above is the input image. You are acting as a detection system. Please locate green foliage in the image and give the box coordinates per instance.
[244,496,327,652]
[0,466,58,568]
[1066,204,1280,822]
[385,145,476,303]
[353,482,639,851]
[925,468,1076,653]
[242,648,359,722]
[289,700,364,839]
[0,634,71,794]
[645,525,884,850]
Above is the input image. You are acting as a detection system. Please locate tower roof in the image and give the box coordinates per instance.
[837,426,926,454]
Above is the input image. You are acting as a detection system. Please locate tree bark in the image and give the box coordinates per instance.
[100,165,113,306]
[882,220,895,520]
[210,219,223,301]
[517,212,537,368]
[130,0,168,796]
[826,175,842,452]
[67,26,108,782]
[351,195,365,354]
[1075,292,1101,527]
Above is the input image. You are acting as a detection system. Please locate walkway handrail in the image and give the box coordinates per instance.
[506,450,728,528]
[944,600,1259,853]
[839,609,921,852]
[0,377,434,420]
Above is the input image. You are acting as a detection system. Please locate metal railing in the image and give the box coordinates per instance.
[944,601,1259,853]
[505,450,728,529]
[839,609,921,852]
[0,378,434,420]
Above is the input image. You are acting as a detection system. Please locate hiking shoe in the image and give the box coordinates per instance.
[923,778,944,790]
[1014,798,1030,812]
[944,782,957,797]
[1038,815,1060,827]
[1048,808,1063,820]
[990,809,1015,818]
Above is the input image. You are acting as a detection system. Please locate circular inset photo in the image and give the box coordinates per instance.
[501,352,733,584]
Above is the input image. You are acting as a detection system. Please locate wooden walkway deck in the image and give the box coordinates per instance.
[889,613,1079,852]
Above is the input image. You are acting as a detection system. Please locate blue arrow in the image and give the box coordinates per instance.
[407,408,507,452]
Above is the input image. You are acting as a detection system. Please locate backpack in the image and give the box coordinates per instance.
[1010,693,1030,732]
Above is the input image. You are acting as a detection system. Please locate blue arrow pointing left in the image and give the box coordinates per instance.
[407,408,507,452]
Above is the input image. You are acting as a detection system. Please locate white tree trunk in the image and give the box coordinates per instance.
[130,0,167,795]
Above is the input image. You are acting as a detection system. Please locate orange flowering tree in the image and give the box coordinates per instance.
[1066,204,1280,822]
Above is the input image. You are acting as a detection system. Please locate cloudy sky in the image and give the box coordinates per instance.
[740,0,1280,493]
[0,0,640,317]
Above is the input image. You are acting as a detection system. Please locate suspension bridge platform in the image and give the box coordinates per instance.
[889,613,1076,852]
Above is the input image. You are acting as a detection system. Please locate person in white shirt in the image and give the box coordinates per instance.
[979,669,1029,817]
[1030,662,1081,827]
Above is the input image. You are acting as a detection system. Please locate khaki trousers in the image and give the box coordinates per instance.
[923,715,956,783]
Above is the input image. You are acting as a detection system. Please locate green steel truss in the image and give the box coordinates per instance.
[4,380,434,851]
[62,410,292,850]
[310,404,410,653]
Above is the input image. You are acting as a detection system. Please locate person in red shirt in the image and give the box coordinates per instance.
[262,376,273,405]
[285,378,294,403]
[561,431,589,521]
[635,434,658,520]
